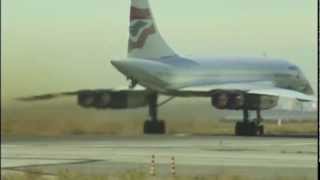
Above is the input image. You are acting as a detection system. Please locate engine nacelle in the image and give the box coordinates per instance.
[245,94,278,110]
[211,91,244,110]
[211,91,278,110]
[78,91,96,107]
[77,90,149,109]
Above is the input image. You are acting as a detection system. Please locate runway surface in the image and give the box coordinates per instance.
[1,135,317,179]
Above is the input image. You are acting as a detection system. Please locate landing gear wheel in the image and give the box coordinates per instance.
[235,122,263,136]
[143,120,166,134]
[257,125,264,136]
[235,122,244,135]
[247,122,257,136]
[235,122,253,136]
[235,107,265,136]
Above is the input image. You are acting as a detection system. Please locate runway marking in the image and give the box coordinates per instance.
[5,141,314,148]
[276,142,316,146]
[1,158,102,170]
[2,136,317,175]
[211,142,316,147]
[4,157,100,161]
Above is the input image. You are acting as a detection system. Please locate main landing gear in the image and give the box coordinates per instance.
[235,108,264,136]
[143,94,166,134]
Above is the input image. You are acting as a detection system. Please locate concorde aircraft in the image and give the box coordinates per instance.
[18,0,315,136]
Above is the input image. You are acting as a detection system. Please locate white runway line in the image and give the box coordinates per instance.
[2,136,316,170]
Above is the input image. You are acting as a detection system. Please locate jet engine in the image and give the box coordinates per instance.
[211,91,244,110]
[245,94,278,110]
[211,91,278,110]
[77,91,96,107]
[77,90,149,109]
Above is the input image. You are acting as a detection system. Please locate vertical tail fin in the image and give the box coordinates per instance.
[128,0,176,59]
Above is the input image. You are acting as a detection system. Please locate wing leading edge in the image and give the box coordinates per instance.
[174,82,316,102]
[16,86,147,102]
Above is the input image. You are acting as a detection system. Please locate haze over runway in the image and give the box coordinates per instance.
[1,135,317,179]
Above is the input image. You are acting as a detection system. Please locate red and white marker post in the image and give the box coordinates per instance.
[149,154,156,176]
[170,156,176,176]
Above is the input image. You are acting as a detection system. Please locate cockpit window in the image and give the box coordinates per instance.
[288,65,298,70]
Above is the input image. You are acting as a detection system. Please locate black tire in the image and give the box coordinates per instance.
[235,122,248,136]
[247,122,258,136]
[257,125,264,136]
[235,122,260,136]
[143,120,166,134]
[235,122,242,135]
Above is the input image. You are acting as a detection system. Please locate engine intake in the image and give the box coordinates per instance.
[211,91,278,110]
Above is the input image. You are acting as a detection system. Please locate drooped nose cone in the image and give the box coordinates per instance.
[302,83,314,95]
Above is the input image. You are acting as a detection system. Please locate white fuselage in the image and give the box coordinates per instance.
[111,56,313,96]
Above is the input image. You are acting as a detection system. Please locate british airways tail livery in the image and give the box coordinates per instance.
[18,0,315,136]
[128,0,176,59]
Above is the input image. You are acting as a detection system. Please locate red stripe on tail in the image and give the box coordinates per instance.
[130,7,151,20]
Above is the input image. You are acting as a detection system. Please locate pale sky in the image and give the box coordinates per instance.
[1,0,317,106]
